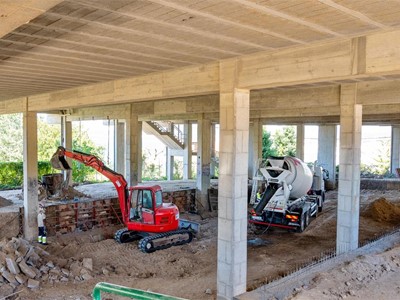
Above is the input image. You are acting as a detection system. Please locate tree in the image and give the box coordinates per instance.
[0,114,23,161]
[272,126,296,157]
[262,130,277,159]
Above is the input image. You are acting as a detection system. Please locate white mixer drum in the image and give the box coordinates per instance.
[269,156,313,199]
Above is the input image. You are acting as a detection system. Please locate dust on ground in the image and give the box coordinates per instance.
[1,188,400,300]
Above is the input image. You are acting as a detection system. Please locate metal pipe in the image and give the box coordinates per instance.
[92,282,187,300]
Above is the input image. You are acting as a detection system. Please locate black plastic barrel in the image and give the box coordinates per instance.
[41,173,63,195]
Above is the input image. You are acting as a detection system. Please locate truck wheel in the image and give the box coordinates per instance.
[305,211,310,228]
[297,213,306,233]
[318,191,325,212]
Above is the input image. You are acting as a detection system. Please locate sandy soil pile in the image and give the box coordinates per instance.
[362,197,400,224]
[291,243,400,300]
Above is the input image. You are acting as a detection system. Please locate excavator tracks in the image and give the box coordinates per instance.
[114,228,144,244]
[138,229,193,253]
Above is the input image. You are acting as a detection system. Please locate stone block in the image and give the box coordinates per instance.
[0,284,13,298]
[61,268,69,277]
[6,257,20,274]
[1,270,18,285]
[70,262,82,277]
[15,273,27,284]
[18,261,36,279]
[81,273,93,281]
[27,278,40,289]
[82,258,93,271]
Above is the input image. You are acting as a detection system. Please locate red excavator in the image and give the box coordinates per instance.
[51,146,199,253]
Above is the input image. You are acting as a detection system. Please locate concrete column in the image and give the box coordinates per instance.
[196,116,211,209]
[318,125,337,189]
[183,122,192,180]
[126,106,142,186]
[61,116,73,184]
[218,59,249,299]
[23,111,38,241]
[391,125,400,176]
[337,84,362,254]
[296,124,305,161]
[210,124,217,178]
[248,119,263,178]
[114,120,126,177]
[166,148,174,180]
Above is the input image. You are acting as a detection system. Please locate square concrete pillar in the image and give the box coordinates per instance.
[196,116,211,209]
[61,116,73,185]
[183,122,192,180]
[337,84,362,254]
[318,125,337,189]
[218,64,249,299]
[391,126,400,176]
[248,119,263,178]
[126,106,142,186]
[23,111,39,241]
[166,148,174,180]
[296,124,305,161]
[114,120,126,177]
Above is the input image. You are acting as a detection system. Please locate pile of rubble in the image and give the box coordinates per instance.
[0,237,94,297]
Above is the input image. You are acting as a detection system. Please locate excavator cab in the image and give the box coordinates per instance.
[129,188,162,225]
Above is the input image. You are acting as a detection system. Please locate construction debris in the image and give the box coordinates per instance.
[0,237,95,297]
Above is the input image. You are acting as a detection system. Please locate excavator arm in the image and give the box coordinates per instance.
[51,146,129,222]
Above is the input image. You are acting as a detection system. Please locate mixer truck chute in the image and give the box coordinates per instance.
[249,156,325,233]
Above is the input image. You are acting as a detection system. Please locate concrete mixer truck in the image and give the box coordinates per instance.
[249,156,326,233]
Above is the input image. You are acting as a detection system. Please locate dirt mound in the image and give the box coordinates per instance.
[363,197,400,224]
[48,186,90,201]
[0,196,12,207]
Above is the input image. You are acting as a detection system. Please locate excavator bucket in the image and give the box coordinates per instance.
[50,147,71,170]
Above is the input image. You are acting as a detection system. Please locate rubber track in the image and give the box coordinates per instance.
[138,229,193,253]
[114,227,140,244]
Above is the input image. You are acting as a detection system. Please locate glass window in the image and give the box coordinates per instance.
[143,190,153,209]
[155,190,163,207]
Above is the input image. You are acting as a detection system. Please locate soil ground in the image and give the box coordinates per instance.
[1,187,400,300]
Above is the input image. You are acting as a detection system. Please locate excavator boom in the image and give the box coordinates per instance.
[52,146,129,222]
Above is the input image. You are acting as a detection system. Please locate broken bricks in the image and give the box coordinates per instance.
[0,237,95,294]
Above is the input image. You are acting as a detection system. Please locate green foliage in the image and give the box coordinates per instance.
[70,125,105,183]
[360,140,391,177]
[0,114,105,186]
[0,161,55,188]
[37,118,61,161]
[262,130,277,159]
[141,149,166,181]
[173,159,183,180]
[0,114,23,161]
[272,126,296,157]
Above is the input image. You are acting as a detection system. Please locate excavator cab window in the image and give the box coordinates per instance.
[130,190,140,220]
[155,190,163,207]
[142,190,153,209]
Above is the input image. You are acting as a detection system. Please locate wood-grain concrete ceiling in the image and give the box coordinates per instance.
[1,0,400,101]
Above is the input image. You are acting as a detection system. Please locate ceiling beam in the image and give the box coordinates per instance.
[231,0,342,37]
[318,0,389,29]
[147,0,304,44]
[70,0,270,51]
[0,0,63,38]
